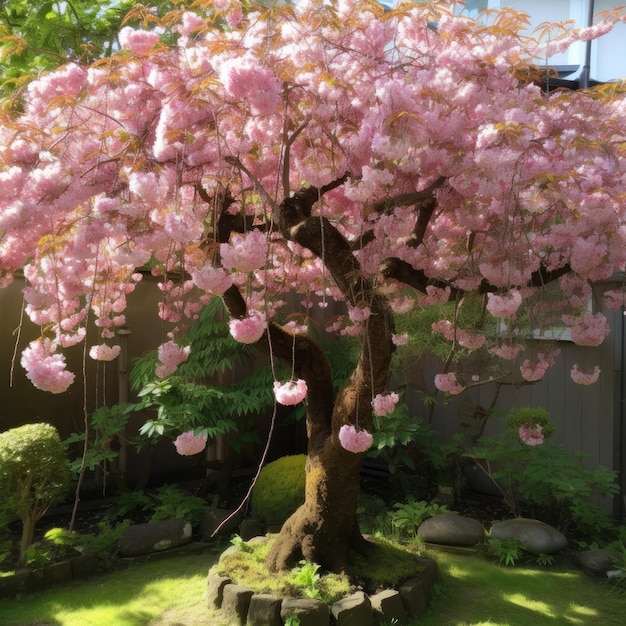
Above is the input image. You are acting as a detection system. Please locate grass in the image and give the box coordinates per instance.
[0,543,624,625]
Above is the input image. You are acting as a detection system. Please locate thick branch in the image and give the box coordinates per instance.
[371,176,446,214]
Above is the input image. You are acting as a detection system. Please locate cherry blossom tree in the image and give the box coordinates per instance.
[2,0,626,573]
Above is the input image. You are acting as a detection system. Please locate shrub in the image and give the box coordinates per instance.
[0,423,71,565]
[504,406,556,440]
[250,455,306,528]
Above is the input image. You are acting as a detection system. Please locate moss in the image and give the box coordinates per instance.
[213,534,425,603]
[250,455,306,527]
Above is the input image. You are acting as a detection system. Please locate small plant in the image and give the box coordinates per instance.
[149,485,209,526]
[0,423,71,565]
[230,534,253,553]
[505,406,556,440]
[390,497,449,539]
[290,560,322,598]
[534,552,555,567]
[487,537,523,567]
[283,617,301,626]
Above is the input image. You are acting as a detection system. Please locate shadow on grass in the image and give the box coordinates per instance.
[418,549,625,626]
[0,548,221,626]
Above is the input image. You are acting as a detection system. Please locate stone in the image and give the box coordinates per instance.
[71,552,100,579]
[398,577,428,617]
[370,589,408,625]
[239,518,265,541]
[418,513,485,547]
[415,556,439,592]
[280,597,330,626]
[200,508,242,541]
[221,584,254,626]
[331,590,373,626]
[40,560,72,588]
[118,519,193,557]
[246,593,282,626]
[490,518,568,555]
[206,572,232,609]
[575,549,621,577]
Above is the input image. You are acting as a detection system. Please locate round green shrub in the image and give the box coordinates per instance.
[250,454,306,528]
[505,406,556,439]
[0,423,71,563]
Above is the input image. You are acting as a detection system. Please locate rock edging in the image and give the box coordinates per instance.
[207,557,438,626]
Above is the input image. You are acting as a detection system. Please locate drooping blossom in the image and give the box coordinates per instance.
[434,372,464,395]
[491,342,524,360]
[518,424,544,446]
[89,344,121,361]
[190,266,233,295]
[348,306,371,322]
[338,424,373,453]
[118,27,160,54]
[570,364,601,385]
[20,338,75,394]
[220,231,268,273]
[228,314,266,344]
[372,392,399,417]
[173,430,208,456]
[520,358,549,382]
[486,290,522,317]
[568,311,611,346]
[155,340,191,378]
[273,379,308,405]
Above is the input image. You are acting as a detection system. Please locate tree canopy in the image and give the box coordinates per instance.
[1,0,625,400]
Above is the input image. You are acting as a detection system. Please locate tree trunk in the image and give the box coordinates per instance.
[19,513,38,566]
[220,180,395,573]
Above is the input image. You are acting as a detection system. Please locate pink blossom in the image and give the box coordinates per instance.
[89,344,121,361]
[372,392,399,417]
[20,339,75,394]
[392,333,408,346]
[570,364,600,385]
[118,27,160,54]
[569,312,610,347]
[348,306,371,322]
[338,424,373,454]
[190,266,233,295]
[486,290,522,317]
[520,358,549,382]
[518,424,544,446]
[229,314,266,344]
[273,379,308,405]
[173,430,208,456]
[434,372,464,395]
[220,231,267,273]
[155,341,191,378]
[491,342,524,360]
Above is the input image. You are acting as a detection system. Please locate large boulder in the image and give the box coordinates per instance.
[575,549,622,578]
[490,518,568,555]
[119,519,192,557]
[418,513,485,547]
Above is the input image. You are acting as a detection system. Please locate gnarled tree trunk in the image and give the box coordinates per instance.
[222,181,395,573]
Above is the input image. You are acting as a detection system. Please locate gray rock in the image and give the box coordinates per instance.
[398,577,428,617]
[281,597,330,626]
[418,513,485,547]
[370,589,408,625]
[206,572,231,609]
[246,593,282,626]
[575,549,621,577]
[490,518,568,555]
[240,518,265,540]
[221,584,254,626]
[331,590,373,626]
[119,519,192,557]
[200,508,242,541]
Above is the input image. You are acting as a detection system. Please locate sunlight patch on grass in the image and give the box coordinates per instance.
[503,592,555,617]
[446,564,472,579]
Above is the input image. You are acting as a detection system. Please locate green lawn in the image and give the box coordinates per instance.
[0,545,623,625]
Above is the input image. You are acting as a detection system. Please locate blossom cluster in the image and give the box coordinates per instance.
[518,424,544,446]
[173,430,208,456]
[338,425,373,454]
[273,379,308,405]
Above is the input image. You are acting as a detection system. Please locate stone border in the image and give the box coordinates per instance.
[207,556,438,626]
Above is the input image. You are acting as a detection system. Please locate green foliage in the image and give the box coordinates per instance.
[534,552,556,567]
[486,537,523,567]
[0,423,71,562]
[390,498,450,539]
[230,534,253,553]
[289,560,322,599]
[470,435,619,543]
[148,485,209,526]
[104,484,209,527]
[250,455,306,527]
[505,406,556,440]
